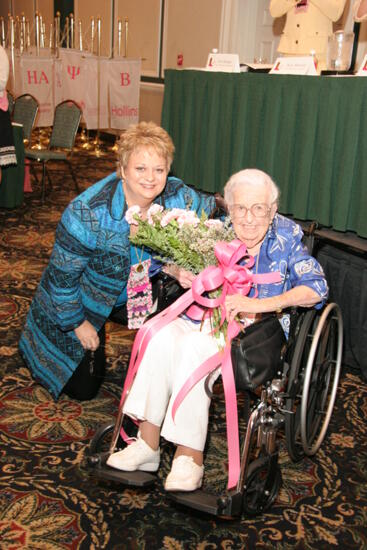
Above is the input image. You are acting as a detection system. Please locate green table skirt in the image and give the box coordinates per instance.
[162,70,367,238]
[0,125,25,208]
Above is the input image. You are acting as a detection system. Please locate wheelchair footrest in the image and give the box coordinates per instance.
[88,454,156,487]
[168,489,243,518]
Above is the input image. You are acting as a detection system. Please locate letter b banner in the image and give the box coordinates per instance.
[101,59,141,129]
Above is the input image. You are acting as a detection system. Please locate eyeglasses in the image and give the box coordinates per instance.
[230,203,272,219]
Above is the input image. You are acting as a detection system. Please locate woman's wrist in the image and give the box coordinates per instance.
[260,296,284,314]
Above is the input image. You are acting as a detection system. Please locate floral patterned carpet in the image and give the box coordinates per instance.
[0,141,367,549]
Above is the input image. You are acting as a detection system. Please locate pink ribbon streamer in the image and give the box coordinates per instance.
[119,239,281,488]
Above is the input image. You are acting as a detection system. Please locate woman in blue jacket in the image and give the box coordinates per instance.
[19,122,215,401]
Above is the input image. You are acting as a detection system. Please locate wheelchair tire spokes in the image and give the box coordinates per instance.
[87,421,125,470]
[285,309,317,462]
[301,304,343,456]
[304,331,333,443]
[89,422,120,455]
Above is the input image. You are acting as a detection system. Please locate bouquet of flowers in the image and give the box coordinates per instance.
[126,204,236,343]
[126,204,235,275]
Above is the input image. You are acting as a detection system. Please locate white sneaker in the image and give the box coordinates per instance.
[106,437,160,472]
[164,456,204,491]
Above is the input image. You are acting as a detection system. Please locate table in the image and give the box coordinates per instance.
[0,124,25,208]
[162,70,367,238]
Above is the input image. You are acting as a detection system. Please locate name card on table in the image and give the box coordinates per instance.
[356,54,367,76]
[205,53,240,73]
[269,56,318,75]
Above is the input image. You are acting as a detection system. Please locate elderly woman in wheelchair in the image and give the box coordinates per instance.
[90,168,342,517]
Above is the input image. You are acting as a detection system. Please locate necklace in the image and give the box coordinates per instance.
[134,245,145,272]
[129,217,145,271]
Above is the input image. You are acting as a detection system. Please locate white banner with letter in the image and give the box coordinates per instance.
[57,50,105,129]
[100,58,141,129]
[19,56,54,126]
[7,50,141,130]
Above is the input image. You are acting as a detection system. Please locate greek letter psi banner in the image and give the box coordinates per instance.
[57,50,105,129]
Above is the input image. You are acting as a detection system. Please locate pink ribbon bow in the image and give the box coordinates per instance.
[118,239,281,489]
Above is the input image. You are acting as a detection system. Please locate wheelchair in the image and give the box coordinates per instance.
[87,298,343,518]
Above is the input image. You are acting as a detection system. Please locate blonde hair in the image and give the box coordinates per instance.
[224,168,280,205]
[116,121,175,175]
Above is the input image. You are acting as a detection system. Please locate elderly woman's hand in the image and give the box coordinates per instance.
[162,265,195,289]
[225,295,265,322]
[225,286,321,322]
[74,320,100,351]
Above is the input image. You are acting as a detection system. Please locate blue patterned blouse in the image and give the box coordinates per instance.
[248,213,329,334]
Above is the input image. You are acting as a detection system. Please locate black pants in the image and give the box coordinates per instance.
[63,273,185,400]
[63,326,106,401]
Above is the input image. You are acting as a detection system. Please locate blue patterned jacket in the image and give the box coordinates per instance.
[19,173,215,398]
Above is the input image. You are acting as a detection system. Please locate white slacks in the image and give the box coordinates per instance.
[123,317,221,451]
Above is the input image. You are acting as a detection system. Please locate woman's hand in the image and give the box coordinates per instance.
[74,320,100,351]
[225,286,321,322]
[225,295,263,322]
[162,265,195,289]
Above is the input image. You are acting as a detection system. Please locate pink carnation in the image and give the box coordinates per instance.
[204,219,223,229]
[147,204,164,225]
[177,211,200,228]
[160,208,184,227]
[125,205,141,225]
[148,204,164,216]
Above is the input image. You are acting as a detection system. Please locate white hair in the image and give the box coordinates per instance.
[224,169,280,206]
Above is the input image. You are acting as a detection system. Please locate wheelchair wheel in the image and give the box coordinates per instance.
[242,454,282,516]
[300,302,343,456]
[285,309,317,462]
[89,422,124,456]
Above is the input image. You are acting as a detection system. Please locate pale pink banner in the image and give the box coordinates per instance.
[57,50,107,129]
[18,56,54,126]
[100,58,141,130]
[7,50,141,130]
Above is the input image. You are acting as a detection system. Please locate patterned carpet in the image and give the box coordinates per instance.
[1,139,367,549]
